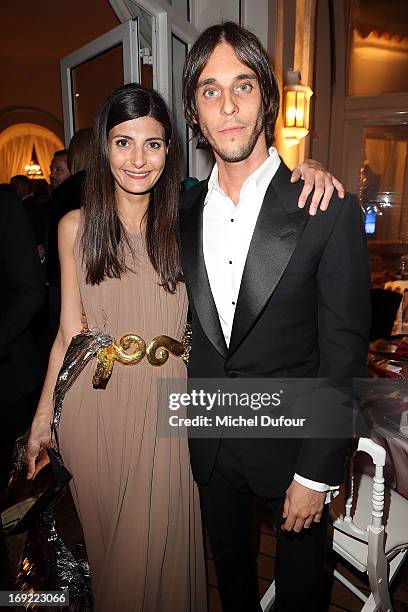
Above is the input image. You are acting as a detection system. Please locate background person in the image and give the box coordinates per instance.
[0,190,45,589]
[10,174,46,260]
[0,190,45,500]
[49,149,70,190]
[45,128,93,341]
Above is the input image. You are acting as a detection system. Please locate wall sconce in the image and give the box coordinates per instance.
[282,70,313,146]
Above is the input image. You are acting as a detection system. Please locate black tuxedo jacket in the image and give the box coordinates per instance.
[22,194,47,245]
[45,170,85,285]
[179,162,371,496]
[0,192,46,402]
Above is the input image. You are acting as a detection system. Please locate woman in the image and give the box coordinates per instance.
[27,84,206,612]
[26,83,342,611]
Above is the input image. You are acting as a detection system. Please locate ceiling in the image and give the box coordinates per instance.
[0,1,120,128]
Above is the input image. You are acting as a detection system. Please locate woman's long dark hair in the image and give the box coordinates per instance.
[82,83,182,292]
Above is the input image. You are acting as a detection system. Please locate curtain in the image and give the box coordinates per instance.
[0,136,33,183]
[34,137,61,184]
[365,138,406,194]
[0,123,64,184]
[365,137,407,241]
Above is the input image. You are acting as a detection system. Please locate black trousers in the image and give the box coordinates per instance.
[198,439,329,612]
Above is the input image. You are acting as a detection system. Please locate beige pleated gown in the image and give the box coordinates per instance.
[59,222,207,612]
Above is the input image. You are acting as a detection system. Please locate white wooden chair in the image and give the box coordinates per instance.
[260,437,408,612]
[332,437,408,611]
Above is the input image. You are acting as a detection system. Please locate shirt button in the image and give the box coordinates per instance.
[231,218,234,222]
[232,301,236,306]
[229,260,232,264]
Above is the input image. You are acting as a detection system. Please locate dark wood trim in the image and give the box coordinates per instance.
[368,241,408,257]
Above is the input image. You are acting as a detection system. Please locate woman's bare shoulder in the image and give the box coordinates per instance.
[59,209,81,244]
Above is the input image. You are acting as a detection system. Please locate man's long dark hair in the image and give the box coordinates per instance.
[82,83,182,292]
[182,21,280,148]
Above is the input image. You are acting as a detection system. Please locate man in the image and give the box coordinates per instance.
[49,149,70,190]
[45,130,92,341]
[10,174,46,259]
[10,174,34,201]
[47,128,92,287]
[0,190,45,499]
[179,22,370,611]
[0,190,45,588]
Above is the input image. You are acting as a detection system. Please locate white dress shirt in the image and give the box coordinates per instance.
[203,147,339,502]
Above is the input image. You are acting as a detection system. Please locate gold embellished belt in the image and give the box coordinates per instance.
[92,326,191,389]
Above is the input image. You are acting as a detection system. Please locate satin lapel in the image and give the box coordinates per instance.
[228,168,310,356]
[179,188,228,359]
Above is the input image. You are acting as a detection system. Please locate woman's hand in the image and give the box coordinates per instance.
[26,413,52,479]
[291,159,345,215]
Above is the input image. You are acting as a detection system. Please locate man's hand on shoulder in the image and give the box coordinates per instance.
[291,159,345,216]
[281,479,325,533]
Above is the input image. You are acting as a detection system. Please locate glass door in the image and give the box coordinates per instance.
[60,19,140,144]
[61,1,211,179]
[361,125,408,243]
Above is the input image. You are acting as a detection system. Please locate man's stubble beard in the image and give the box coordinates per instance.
[199,111,265,163]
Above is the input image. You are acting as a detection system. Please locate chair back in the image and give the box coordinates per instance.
[333,437,386,540]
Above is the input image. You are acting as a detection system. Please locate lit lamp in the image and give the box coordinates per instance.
[24,145,43,178]
[24,161,42,177]
[282,70,313,146]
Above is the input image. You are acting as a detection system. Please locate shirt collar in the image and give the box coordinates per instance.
[206,147,281,204]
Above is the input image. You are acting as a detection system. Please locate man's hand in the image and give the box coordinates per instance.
[281,480,325,533]
[291,159,345,216]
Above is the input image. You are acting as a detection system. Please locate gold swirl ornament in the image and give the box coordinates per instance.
[92,334,146,389]
[115,334,146,363]
[92,332,189,389]
[146,335,185,365]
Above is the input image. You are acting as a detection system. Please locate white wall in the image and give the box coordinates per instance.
[242,0,268,51]
[194,0,269,49]
[195,0,240,31]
